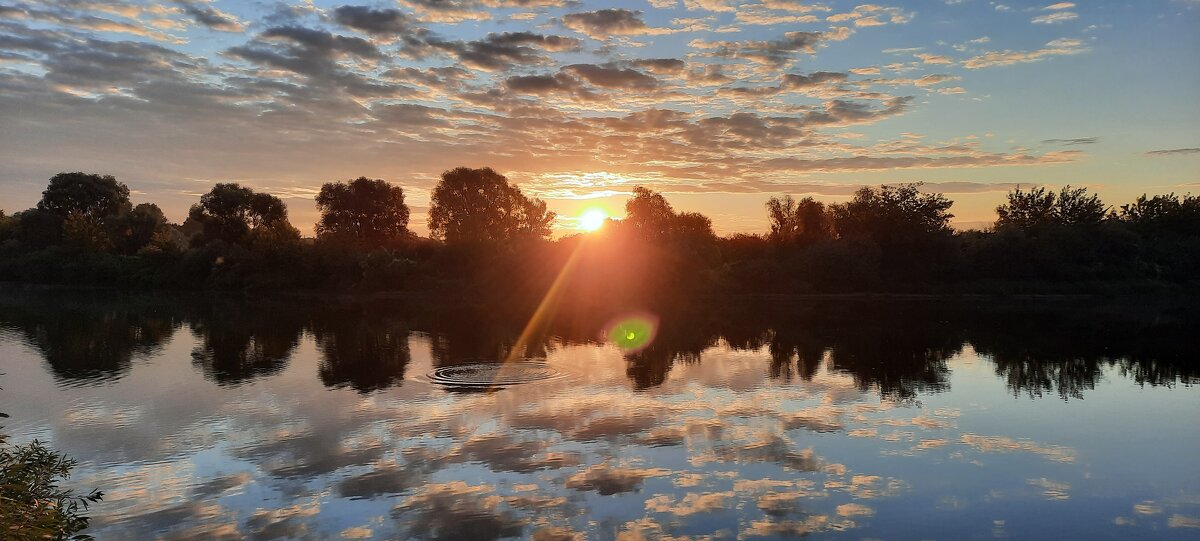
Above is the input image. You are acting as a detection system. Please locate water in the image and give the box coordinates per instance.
[1,290,1198,540]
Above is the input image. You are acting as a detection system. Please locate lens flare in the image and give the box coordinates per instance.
[606,313,658,353]
[579,208,607,232]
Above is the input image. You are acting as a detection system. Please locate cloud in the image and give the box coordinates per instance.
[963,38,1088,69]
[332,5,424,36]
[1145,147,1200,156]
[431,32,582,71]
[1043,137,1098,145]
[563,63,658,88]
[561,9,673,39]
[631,57,686,74]
[763,150,1079,172]
[1032,11,1078,24]
[916,53,954,64]
[691,29,841,68]
[174,0,245,32]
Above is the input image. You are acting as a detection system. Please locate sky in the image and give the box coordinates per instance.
[1,0,1197,235]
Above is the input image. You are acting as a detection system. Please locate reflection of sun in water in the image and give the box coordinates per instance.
[579,208,607,232]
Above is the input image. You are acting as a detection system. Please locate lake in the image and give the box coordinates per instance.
[1,289,1198,540]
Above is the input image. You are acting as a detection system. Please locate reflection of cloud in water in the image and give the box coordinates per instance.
[1169,515,1200,528]
[337,463,423,500]
[645,491,734,516]
[1027,478,1071,500]
[565,463,672,495]
[392,482,526,541]
[959,433,1077,463]
[836,503,875,517]
[7,295,1193,540]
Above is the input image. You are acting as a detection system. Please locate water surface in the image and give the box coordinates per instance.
[1,291,1198,540]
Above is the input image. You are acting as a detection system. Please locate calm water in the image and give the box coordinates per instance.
[1,290,1198,540]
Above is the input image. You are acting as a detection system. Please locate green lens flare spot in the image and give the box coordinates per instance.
[609,316,656,352]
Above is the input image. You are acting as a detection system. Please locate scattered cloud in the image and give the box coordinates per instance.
[1145,148,1200,156]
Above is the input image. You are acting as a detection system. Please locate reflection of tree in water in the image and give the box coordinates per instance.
[189,302,304,386]
[766,328,826,384]
[728,303,960,399]
[0,295,178,383]
[311,306,411,393]
[428,309,554,368]
[624,315,720,390]
[970,305,1200,399]
[822,317,961,400]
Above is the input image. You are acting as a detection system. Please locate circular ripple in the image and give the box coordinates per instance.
[428,361,562,388]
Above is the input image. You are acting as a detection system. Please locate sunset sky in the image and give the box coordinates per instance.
[1,0,1197,235]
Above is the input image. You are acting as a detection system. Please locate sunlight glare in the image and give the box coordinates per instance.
[579,208,607,232]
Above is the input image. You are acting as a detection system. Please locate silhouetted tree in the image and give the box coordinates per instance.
[624,186,717,243]
[1119,193,1200,234]
[37,172,131,222]
[428,167,554,242]
[830,184,954,241]
[995,186,1057,230]
[112,203,169,255]
[996,185,1107,230]
[1055,185,1107,225]
[624,186,677,241]
[766,195,832,245]
[187,183,290,245]
[0,211,15,245]
[315,177,410,247]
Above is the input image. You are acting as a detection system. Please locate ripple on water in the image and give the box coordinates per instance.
[427,361,564,389]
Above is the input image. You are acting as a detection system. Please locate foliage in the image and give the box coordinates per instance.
[1119,193,1200,234]
[766,195,832,246]
[995,186,1057,230]
[624,186,717,244]
[37,172,130,222]
[315,177,410,247]
[187,183,290,245]
[1,428,102,540]
[996,185,1107,230]
[112,203,169,255]
[3,170,1200,295]
[1055,185,1108,225]
[830,183,954,241]
[428,167,554,242]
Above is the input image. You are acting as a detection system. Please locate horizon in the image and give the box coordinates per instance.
[1,0,1198,236]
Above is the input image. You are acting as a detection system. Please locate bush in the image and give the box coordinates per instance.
[1,427,102,540]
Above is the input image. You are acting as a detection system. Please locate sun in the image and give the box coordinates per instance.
[579,208,608,232]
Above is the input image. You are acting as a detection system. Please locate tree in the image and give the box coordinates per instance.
[766,195,832,245]
[1055,185,1107,225]
[996,185,1107,230]
[315,177,410,247]
[37,173,130,222]
[0,210,18,245]
[995,186,1057,230]
[187,183,290,245]
[625,186,678,241]
[830,183,954,242]
[112,203,168,255]
[428,167,555,242]
[1119,193,1200,235]
[623,186,717,243]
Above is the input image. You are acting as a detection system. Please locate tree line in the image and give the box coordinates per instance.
[1,168,1198,296]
